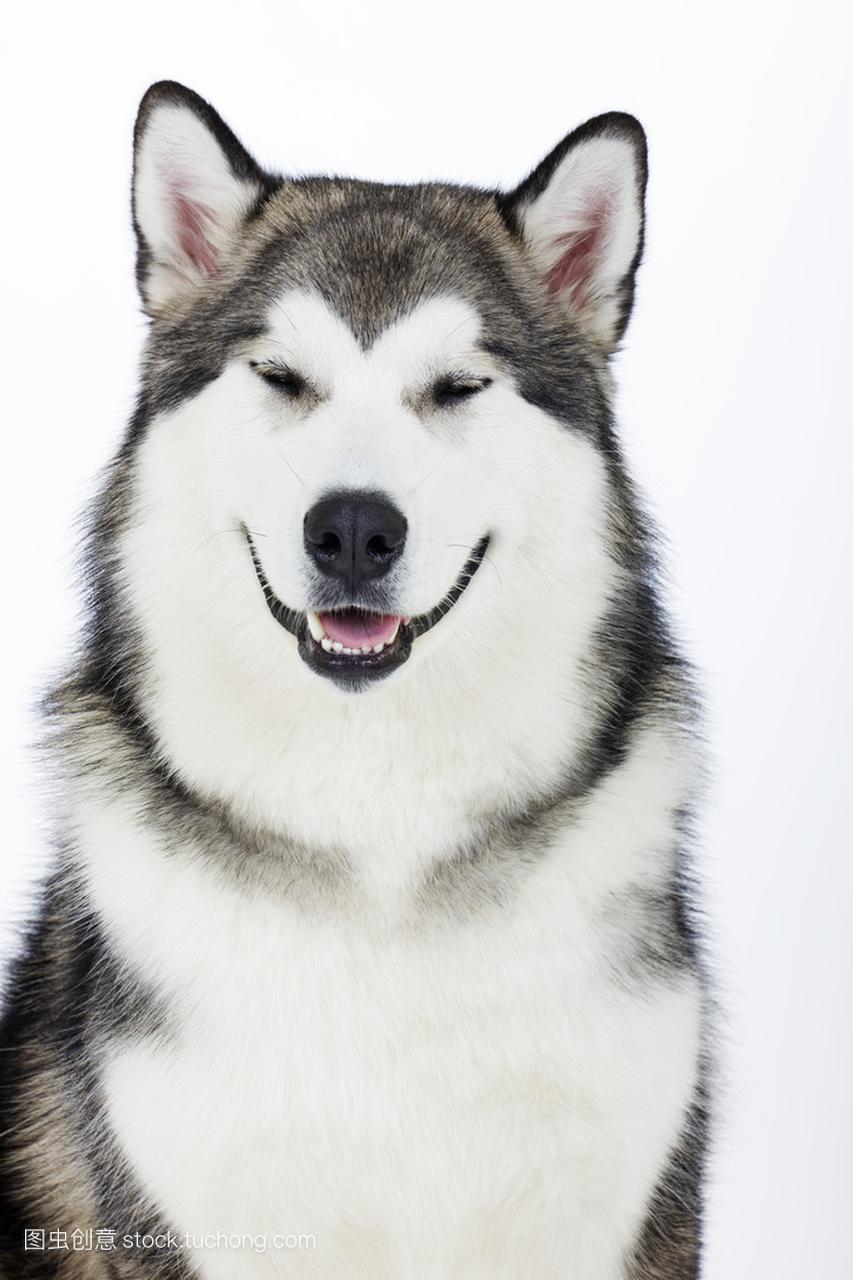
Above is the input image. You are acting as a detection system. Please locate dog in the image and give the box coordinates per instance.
[0,81,709,1278]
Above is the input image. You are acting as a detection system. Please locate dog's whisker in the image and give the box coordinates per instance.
[193,526,261,551]
[406,466,441,498]
[273,447,306,488]
[440,317,474,345]
[481,553,503,593]
[270,297,299,334]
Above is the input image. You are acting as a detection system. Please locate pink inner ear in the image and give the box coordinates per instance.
[173,189,219,279]
[545,193,613,309]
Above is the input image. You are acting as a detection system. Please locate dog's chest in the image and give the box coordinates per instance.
[100,829,699,1280]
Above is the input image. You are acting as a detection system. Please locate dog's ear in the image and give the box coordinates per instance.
[132,82,272,316]
[499,114,647,352]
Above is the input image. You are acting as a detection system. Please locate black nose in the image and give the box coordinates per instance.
[304,491,408,587]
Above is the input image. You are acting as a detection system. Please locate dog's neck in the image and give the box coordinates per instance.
[129,628,590,887]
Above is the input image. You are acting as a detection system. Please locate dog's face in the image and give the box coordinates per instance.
[120,83,646,716]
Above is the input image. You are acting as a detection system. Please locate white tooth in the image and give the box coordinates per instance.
[321,638,333,652]
[332,642,344,653]
[306,610,325,642]
[373,643,384,653]
[344,647,355,655]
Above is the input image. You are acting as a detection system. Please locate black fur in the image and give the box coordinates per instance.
[626,1088,710,1278]
[0,873,190,1278]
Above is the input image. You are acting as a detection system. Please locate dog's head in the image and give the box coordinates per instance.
[119,81,647,717]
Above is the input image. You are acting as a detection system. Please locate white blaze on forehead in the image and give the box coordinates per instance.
[260,291,362,384]
[369,295,485,377]
[259,290,487,388]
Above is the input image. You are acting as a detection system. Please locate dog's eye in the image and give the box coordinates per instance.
[432,376,492,408]
[250,362,307,399]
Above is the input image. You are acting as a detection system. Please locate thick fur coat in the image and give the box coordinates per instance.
[0,82,709,1278]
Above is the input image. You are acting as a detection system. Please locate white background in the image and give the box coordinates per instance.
[2,2,851,1274]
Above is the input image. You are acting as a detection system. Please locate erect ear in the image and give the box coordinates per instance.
[500,113,648,353]
[132,81,273,316]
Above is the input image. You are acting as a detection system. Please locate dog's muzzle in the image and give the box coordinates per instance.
[245,526,491,689]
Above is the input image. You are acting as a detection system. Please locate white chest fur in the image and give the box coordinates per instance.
[74,725,701,1279]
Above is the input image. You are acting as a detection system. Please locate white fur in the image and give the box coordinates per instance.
[73,717,699,1278]
[66,292,701,1274]
[119,293,618,890]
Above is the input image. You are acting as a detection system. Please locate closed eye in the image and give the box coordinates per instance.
[250,360,309,399]
[431,375,493,408]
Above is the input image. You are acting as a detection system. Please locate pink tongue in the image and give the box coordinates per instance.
[319,612,403,648]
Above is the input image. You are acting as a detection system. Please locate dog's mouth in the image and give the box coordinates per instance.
[245,530,490,686]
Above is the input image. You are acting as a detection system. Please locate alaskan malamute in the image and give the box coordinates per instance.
[0,81,709,1277]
